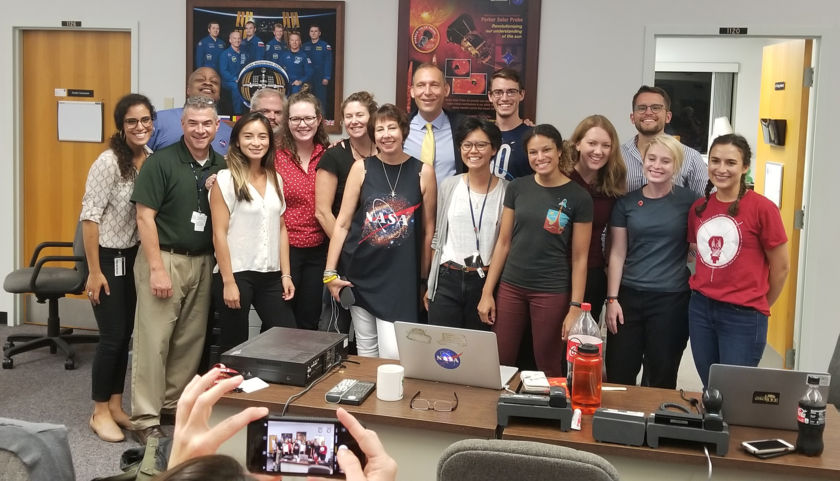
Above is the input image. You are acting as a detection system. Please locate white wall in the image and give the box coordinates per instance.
[655,36,784,152]
[2,0,838,372]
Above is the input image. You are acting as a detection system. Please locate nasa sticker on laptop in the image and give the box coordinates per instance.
[435,349,462,369]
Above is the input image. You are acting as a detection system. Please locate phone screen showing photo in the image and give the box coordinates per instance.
[247,416,364,477]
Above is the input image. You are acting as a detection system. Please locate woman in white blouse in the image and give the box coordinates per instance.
[81,94,154,442]
[210,111,295,354]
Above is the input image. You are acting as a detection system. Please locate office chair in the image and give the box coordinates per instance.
[0,418,75,481]
[437,438,620,481]
[2,221,99,369]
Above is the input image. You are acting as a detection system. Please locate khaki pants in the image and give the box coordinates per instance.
[130,248,213,429]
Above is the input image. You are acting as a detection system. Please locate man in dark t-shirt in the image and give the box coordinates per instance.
[489,68,533,180]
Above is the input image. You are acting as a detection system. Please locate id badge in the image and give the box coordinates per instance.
[114,256,126,277]
[464,252,483,268]
[191,211,208,232]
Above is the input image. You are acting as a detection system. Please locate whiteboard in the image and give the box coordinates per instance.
[57,100,103,142]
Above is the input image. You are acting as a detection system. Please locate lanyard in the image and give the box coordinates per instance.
[465,174,492,252]
[189,161,207,213]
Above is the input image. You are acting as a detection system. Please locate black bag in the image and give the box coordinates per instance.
[92,436,172,481]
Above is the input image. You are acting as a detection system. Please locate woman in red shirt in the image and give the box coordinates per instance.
[275,89,330,329]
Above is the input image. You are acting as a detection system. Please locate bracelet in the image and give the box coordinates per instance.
[281,274,292,280]
[569,301,582,308]
[606,296,618,304]
[323,274,339,284]
[323,269,338,277]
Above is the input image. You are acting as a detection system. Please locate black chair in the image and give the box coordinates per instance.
[2,222,99,369]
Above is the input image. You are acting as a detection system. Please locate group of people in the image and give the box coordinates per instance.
[195,20,332,113]
[272,436,328,467]
[80,61,788,451]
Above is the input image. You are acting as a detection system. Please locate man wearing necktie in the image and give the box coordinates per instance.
[404,63,464,184]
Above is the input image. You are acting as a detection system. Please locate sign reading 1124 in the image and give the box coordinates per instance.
[719,27,748,35]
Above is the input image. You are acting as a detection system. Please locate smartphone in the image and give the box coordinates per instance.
[246,415,366,477]
[741,438,795,456]
[339,285,355,309]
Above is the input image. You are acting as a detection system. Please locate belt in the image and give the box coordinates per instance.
[441,260,488,273]
[159,244,211,257]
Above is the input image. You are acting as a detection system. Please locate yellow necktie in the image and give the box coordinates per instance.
[420,122,435,165]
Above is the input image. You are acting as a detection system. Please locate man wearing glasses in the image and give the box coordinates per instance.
[620,85,708,194]
[129,96,226,445]
[488,68,533,180]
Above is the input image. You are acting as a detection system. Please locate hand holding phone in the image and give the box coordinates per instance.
[318,408,398,481]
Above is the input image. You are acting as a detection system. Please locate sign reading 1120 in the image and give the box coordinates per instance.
[719,27,748,35]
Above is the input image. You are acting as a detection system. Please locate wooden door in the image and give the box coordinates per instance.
[21,30,130,319]
[754,39,812,366]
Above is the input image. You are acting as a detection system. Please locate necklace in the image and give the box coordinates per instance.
[349,138,375,161]
[380,159,403,197]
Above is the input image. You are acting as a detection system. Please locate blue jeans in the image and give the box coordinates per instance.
[688,290,767,388]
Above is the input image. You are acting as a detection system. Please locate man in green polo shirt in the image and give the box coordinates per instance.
[129,96,227,444]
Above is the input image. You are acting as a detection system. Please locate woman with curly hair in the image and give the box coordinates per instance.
[81,93,155,442]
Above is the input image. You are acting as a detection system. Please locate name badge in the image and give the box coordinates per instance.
[114,256,126,277]
[192,211,208,232]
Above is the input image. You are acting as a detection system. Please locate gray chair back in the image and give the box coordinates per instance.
[437,438,620,481]
[72,220,88,281]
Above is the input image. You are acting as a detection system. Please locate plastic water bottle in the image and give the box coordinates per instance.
[571,343,602,414]
[566,302,602,364]
[795,375,825,456]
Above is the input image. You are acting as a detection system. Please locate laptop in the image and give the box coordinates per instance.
[708,364,831,430]
[394,322,518,390]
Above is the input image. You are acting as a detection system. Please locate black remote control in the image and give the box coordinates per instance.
[499,393,550,406]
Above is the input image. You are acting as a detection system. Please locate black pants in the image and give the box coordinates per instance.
[289,244,327,330]
[91,245,138,402]
[212,271,296,352]
[584,267,607,324]
[605,286,689,388]
[428,265,489,331]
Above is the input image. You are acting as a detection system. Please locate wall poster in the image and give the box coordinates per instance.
[186,1,344,132]
[396,0,541,120]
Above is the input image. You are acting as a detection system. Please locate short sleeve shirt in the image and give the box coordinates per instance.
[501,176,593,292]
[611,186,700,291]
[688,190,787,315]
[274,144,326,247]
[317,139,355,216]
[131,138,226,251]
[80,148,143,249]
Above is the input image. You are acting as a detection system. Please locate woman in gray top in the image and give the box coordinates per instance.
[426,117,508,330]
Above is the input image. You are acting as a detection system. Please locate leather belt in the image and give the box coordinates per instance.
[159,244,211,257]
[441,260,488,273]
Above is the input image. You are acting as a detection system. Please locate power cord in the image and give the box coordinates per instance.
[280,356,356,416]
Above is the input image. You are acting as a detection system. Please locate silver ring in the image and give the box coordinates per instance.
[87,291,93,297]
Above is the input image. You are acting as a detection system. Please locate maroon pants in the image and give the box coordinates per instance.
[492,282,569,377]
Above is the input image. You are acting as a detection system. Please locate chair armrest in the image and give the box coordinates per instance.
[28,241,74,267]
[30,255,84,291]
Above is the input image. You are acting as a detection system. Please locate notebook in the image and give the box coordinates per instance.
[708,363,831,430]
[394,322,519,390]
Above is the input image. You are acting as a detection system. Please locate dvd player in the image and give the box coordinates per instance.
[220,327,349,386]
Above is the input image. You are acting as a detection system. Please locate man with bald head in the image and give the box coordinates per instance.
[403,63,464,183]
[147,67,233,154]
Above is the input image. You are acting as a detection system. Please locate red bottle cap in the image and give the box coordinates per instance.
[581,302,591,311]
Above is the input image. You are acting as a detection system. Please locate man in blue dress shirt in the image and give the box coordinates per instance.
[219,31,248,114]
[194,21,225,71]
[147,67,233,155]
[302,25,332,109]
[277,32,312,95]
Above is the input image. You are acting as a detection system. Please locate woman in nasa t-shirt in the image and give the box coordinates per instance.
[687,134,789,389]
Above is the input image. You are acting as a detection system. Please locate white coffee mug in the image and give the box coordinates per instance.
[376,364,404,401]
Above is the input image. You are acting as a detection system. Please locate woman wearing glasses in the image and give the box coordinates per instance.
[275,89,330,329]
[478,124,593,377]
[81,94,155,442]
[426,117,507,331]
[324,104,436,358]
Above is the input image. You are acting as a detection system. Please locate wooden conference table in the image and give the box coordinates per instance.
[214,356,839,481]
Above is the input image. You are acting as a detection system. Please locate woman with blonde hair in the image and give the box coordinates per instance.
[275,89,331,329]
[566,114,626,322]
[605,134,700,388]
[210,112,294,352]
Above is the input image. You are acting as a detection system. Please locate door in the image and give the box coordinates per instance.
[753,39,812,366]
[20,29,131,326]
